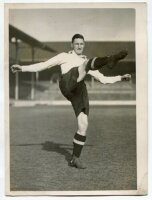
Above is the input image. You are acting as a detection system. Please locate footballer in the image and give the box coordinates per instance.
[11,34,131,169]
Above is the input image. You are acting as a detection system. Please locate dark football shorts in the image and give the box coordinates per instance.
[59,67,89,117]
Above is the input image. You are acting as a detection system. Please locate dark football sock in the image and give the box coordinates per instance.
[86,50,128,70]
[86,57,109,71]
[72,133,86,158]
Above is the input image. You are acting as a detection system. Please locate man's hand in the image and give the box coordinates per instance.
[121,74,131,81]
[11,64,22,73]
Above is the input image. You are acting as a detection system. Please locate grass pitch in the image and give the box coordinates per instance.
[10,105,136,191]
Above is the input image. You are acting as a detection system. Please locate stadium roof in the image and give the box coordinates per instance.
[9,24,57,53]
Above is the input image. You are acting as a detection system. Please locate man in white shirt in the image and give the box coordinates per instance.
[11,34,131,169]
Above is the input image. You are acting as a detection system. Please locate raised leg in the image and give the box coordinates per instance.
[86,50,128,71]
[77,50,128,82]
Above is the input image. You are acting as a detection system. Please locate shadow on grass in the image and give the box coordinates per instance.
[42,141,72,163]
[12,141,93,164]
[11,141,73,163]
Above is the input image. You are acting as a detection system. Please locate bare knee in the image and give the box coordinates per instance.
[77,112,88,136]
[77,60,88,82]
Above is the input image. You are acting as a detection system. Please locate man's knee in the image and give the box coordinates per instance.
[79,117,88,131]
[77,112,88,135]
[77,60,88,82]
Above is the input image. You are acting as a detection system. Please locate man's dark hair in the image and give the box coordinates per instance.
[72,34,84,43]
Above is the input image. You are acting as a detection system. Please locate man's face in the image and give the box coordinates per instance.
[71,38,85,55]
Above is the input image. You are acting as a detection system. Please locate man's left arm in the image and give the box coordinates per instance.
[88,70,131,84]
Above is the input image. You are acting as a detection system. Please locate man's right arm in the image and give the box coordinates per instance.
[11,52,66,73]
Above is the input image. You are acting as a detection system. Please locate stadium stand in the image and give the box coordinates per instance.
[9,26,136,103]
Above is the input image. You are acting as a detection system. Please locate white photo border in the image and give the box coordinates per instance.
[4,2,148,196]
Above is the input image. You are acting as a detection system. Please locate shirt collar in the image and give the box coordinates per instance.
[68,50,87,60]
[68,50,76,55]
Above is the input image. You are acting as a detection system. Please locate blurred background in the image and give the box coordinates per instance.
[9,8,136,103]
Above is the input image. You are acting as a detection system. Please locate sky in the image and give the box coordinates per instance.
[9,8,135,42]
